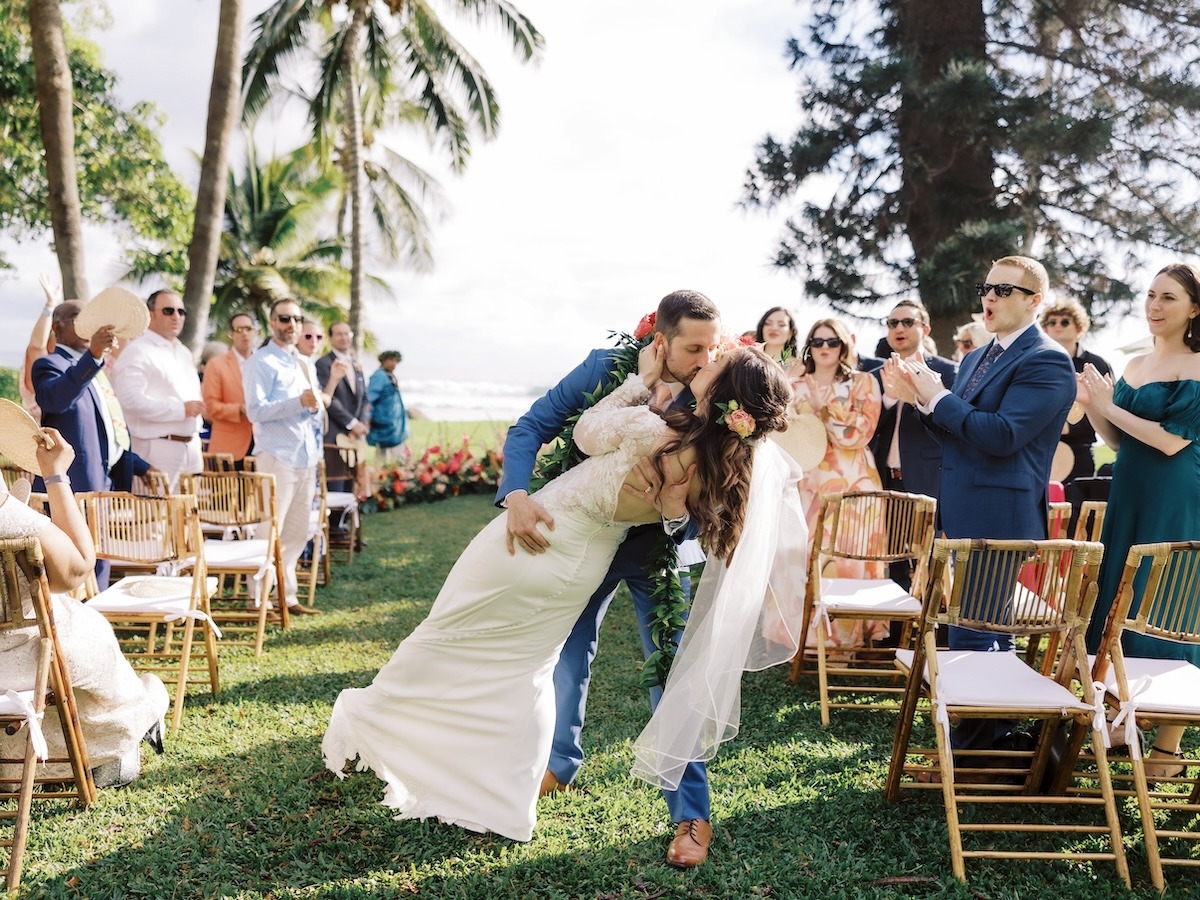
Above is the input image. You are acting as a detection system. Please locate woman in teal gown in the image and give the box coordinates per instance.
[1080,261,1200,776]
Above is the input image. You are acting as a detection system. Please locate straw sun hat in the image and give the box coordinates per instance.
[0,400,48,476]
[769,413,829,473]
[73,286,150,341]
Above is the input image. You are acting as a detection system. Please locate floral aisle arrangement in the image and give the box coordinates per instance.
[361,437,504,512]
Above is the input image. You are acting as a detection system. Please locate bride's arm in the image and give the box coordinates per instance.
[573,374,654,457]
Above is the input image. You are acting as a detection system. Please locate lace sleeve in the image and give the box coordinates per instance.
[573,373,653,457]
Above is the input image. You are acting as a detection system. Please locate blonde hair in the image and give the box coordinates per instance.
[991,255,1049,295]
[1039,297,1090,333]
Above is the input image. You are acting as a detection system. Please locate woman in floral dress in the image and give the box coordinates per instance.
[791,318,887,648]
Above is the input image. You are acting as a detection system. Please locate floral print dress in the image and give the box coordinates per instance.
[791,369,888,648]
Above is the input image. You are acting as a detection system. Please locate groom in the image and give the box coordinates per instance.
[496,290,721,868]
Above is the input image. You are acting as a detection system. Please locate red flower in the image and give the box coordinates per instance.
[392,479,403,493]
[738,333,756,346]
[633,311,656,340]
[419,471,433,485]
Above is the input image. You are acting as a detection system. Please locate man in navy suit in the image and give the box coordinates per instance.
[497,290,721,868]
[885,255,1076,751]
[33,301,151,585]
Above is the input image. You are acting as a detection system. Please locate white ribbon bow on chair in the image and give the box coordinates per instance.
[1107,674,1153,759]
[4,690,48,762]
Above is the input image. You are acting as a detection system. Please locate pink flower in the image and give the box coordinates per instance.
[633,311,656,340]
[418,471,433,486]
[726,408,757,439]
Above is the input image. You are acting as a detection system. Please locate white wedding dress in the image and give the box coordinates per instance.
[323,375,670,840]
[322,374,807,841]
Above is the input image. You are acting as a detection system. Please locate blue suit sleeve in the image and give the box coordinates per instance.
[494,349,616,506]
[32,353,101,414]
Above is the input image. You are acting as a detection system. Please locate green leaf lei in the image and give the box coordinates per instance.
[531,329,686,690]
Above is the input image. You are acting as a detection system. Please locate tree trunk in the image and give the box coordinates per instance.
[342,0,368,355]
[28,0,89,302]
[894,0,997,323]
[181,0,244,355]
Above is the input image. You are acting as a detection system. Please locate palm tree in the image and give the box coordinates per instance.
[180,0,244,355]
[28,0,88,301]
[212,141,357,329]
[243,0,543,351]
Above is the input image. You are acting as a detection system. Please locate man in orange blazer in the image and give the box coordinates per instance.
[202,311,258,463]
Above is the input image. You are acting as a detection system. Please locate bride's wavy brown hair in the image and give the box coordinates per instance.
[653,346,792,563]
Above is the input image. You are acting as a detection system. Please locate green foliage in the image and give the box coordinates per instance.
[9,496,1175,898]
[745,0,1200,327]
[0,3,192,270]
[0,366,20,403]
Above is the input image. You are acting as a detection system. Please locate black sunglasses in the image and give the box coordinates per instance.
[1043,317,1074,328]
[158,306,187,317]
[883,317,920,329]
[274,314,306,325]
[974,282,1036,298]
[808,337,843,348]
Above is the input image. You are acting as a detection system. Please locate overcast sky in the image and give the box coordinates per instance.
[0,0,1157,383]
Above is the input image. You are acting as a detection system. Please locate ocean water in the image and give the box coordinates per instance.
[400,379,544,423]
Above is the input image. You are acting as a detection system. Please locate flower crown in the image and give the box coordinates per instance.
[716,399,757,439]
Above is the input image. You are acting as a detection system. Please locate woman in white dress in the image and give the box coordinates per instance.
[323,346,805,840]
[0,428,169,787]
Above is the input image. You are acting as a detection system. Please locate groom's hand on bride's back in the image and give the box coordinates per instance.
[504,491,555,556]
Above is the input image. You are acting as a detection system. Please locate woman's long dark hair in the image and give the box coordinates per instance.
[755,306,799,360]
[652,347,791,563]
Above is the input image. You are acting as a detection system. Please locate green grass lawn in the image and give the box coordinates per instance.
[14,496,1169,898]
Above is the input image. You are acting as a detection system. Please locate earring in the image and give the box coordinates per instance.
[1189,318,1196,341]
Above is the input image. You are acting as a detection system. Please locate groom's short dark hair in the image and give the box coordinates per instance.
[656,290,719,339]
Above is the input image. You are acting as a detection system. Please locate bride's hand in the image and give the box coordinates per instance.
[623,456,693,520]
[638,338,666,387]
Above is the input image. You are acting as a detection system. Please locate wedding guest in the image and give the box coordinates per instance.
[20,273,61,421]
[1080,262,1200,779]
[202,312,258,466]
[324,344,802,853]
[367,350,409,465]
[952,321,988,363]
[754,306,801,373]
[791,318,886,647]
[1041,298,1112,482]
[113,290,205,488]
[317,322,370,494]
[0,427,168,788]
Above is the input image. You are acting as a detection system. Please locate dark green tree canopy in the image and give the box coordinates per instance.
[0,2,191,272]
[744,0,1200,331]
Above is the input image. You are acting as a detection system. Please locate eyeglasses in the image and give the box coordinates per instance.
[231,325,257,334]
[303,333,324,340]
[974,282,1036,298]
[1043,317,1074,328]
[808,337,843,348]
[955,339,975,349]
[274,314,306,325]
[158,306,187,317]
[883,317,920,329]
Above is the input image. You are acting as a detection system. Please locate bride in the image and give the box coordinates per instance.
[322,344,806,840]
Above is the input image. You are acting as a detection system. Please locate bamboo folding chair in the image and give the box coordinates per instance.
[884,538,1129,888]
[82,493,220,734]
[1073,500,1107,543]
[322,444,361,564]
[1085,540,1200,891]
[297,460,331,605]
[0,537,95,891]
[178,471,287,655]
[202,452,236,473]
[790,490,937,725]
[1047,501,1072,539]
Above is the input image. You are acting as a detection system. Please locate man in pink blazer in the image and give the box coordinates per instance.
[202,311,258,463]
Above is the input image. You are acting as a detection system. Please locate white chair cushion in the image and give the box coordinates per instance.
[0,688,37,715]
[1097,656,1200,715]
[202,538,271,569]
[87,576,219,615]
[819,578,920,615]
[893,649,1091,713]
[325,492,358,510]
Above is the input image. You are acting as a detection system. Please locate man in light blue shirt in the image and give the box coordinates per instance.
[243,297,323,617]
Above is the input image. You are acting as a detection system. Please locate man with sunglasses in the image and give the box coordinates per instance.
[113,289,206,487]
[243,298,324,617]
[202,311,258,467]
[870,301,956,565]
[884,255,1076,759]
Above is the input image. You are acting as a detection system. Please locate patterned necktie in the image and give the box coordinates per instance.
[961,341,1004,396]
[93,368,131,451]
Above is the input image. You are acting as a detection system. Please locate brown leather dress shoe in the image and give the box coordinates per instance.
[287,604,322,616]
[538,769,566,798]
[666,818,712,868]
